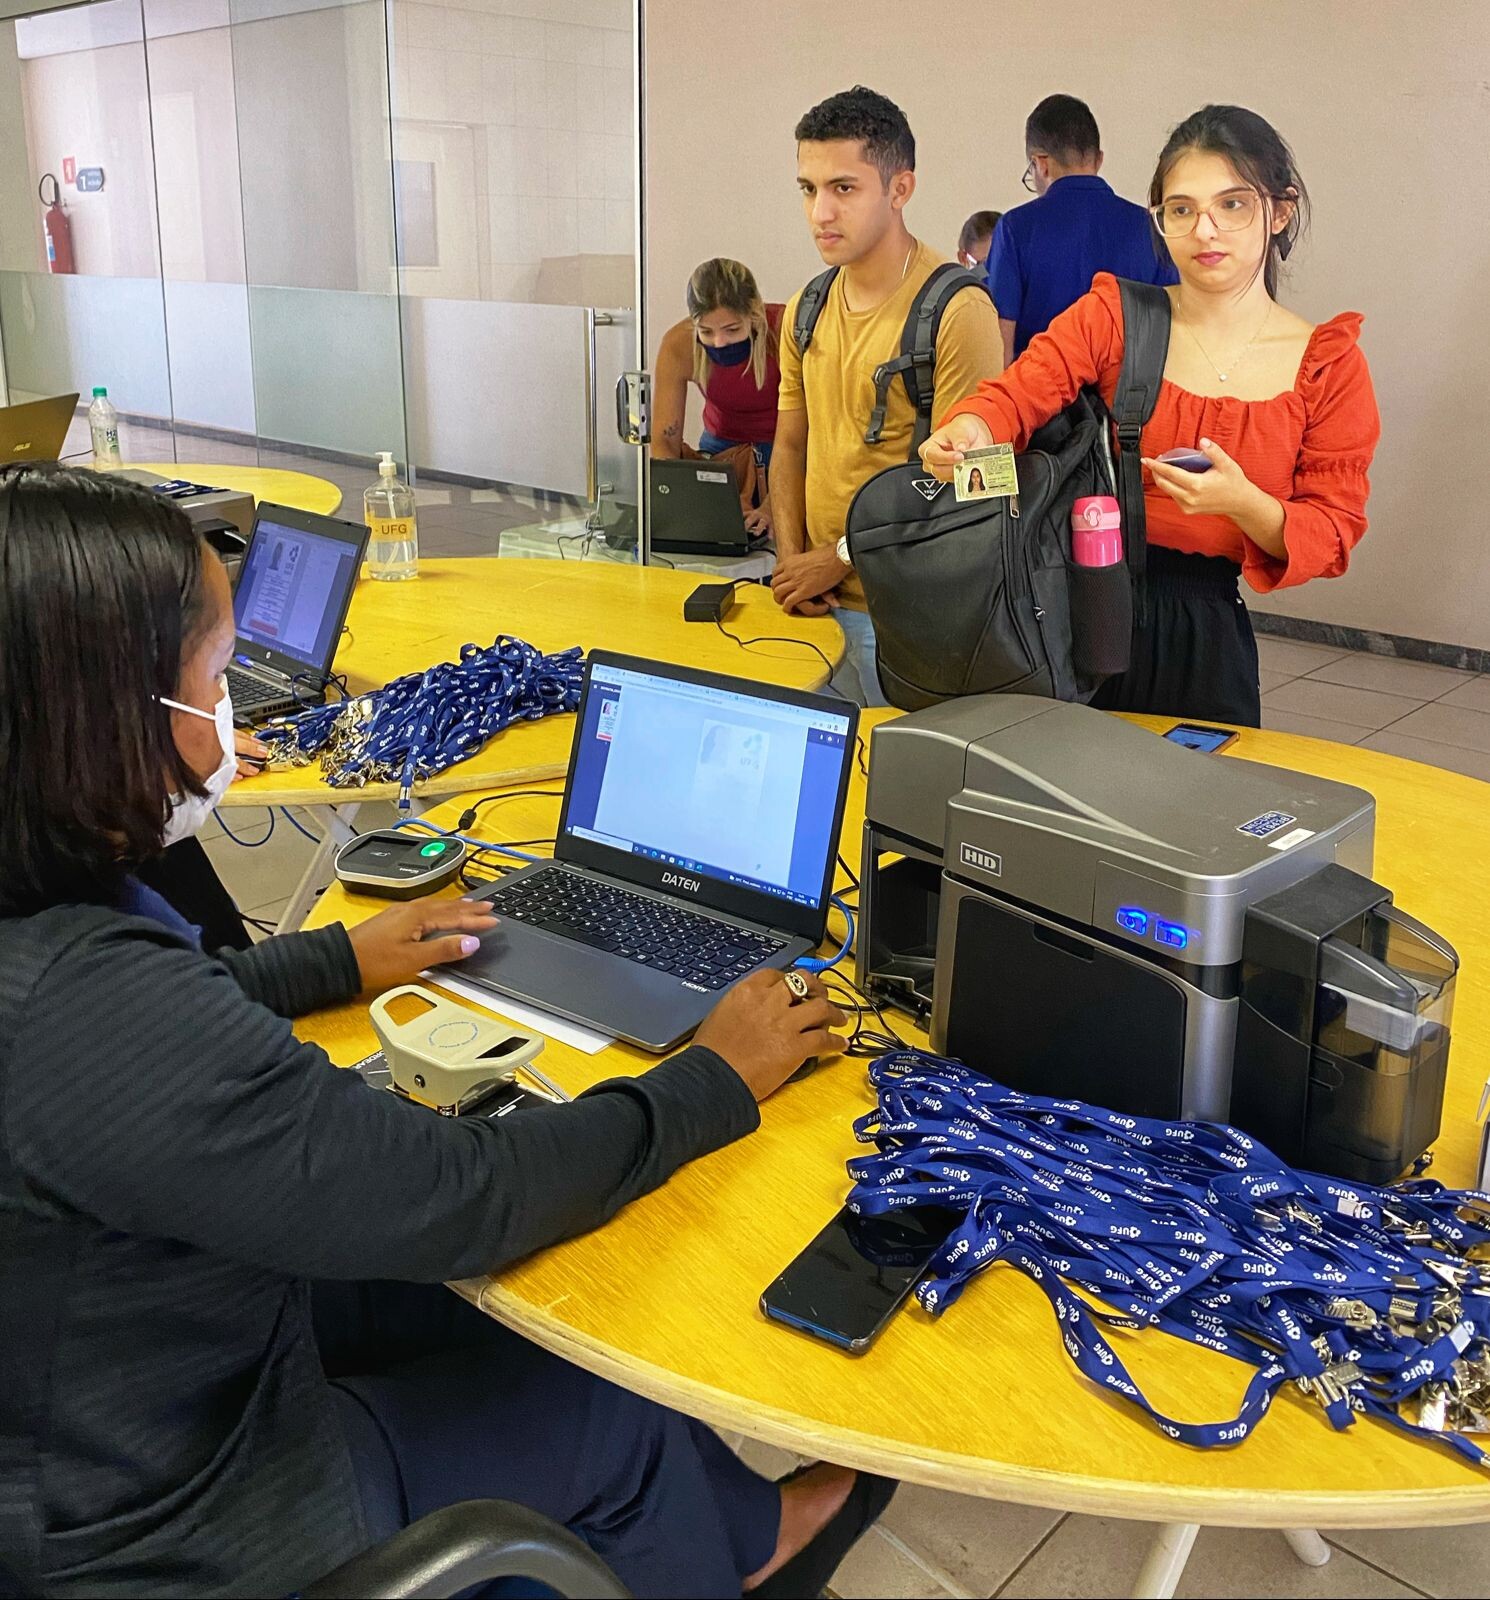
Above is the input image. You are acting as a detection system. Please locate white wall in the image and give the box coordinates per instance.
[643,0,1490,651]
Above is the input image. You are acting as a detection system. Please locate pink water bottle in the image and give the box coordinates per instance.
[1071,495,1123,566]
[1069,495,1131,679]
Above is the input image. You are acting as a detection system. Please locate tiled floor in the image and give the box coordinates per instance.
[727,1434,1487,1598]
[1255,635,1490,781]
[203,631,1490,1598]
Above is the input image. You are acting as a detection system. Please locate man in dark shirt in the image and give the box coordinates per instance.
[987,93,1177,365]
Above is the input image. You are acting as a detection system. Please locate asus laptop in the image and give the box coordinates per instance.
[0,392,78,464]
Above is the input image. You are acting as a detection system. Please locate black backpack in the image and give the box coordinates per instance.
[792,260,987,451]
[842,278,1172,710]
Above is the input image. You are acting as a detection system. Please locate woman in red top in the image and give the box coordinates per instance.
[921,105,1381,726]
[653,258,783,533]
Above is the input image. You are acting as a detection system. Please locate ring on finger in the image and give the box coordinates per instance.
[782,970,811,1004]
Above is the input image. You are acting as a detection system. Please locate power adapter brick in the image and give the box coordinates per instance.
[683,582,738,623]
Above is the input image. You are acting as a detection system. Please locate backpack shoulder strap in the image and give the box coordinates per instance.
[867,263,986,458]
[1111,278,1173,622]
[1112,278,1171,441]
[792,268,839,357]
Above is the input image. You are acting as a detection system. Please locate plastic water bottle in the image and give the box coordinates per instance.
[1069,494,1132,680]
[88,387,122,468]
[364,451,418,581]
[1070,495,1123,568]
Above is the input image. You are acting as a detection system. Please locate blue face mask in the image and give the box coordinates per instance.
[703,337,751,367]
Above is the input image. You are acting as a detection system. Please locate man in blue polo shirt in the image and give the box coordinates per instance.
[987,94,1177,365]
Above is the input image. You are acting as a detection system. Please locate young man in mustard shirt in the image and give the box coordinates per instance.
[770,85,1003,706]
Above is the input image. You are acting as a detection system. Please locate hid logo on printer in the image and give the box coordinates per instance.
[959,843,1003,877]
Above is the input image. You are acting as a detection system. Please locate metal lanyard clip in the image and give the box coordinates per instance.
[1322,1296,1379,1330]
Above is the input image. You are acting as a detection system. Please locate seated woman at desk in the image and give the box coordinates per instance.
[653,257,783,533]
[0,468,889,1598]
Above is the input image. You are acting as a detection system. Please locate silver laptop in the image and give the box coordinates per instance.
[456,651,859,1051]
[0,393,78,464]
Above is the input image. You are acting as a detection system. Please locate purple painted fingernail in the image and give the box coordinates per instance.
[460,936,480,955]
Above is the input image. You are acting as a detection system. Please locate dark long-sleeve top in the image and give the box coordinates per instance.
[0,900,758,1597]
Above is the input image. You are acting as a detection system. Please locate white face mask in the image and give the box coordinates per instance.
[158,674,237,846]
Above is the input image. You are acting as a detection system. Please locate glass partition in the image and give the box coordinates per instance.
[387,0,639,556]
[0,0,641,557]
[0,0,175,464]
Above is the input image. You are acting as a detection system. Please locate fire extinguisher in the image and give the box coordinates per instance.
[39,173,74,275]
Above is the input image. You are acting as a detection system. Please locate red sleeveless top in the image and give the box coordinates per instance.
[700,303,784,446]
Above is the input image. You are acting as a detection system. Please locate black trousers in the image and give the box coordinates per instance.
[1091,547,1262,728]
[135,838,252,951]
[313,1281,781,1599]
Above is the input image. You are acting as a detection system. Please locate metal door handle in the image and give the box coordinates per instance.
[584,309,616,505]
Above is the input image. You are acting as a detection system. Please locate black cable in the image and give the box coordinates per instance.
[243,913,279,935]
[291,668,349,709]
[459,835,557,890]
[713,616,837,680]
[456,787,564,831]
[836,851,860,894]
[855,735,869,778]
[824,971,911,1059]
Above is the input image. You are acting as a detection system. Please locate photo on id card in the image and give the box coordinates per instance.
[954,442,1018,503]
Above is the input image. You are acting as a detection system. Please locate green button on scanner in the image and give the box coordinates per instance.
[419,841,447,858]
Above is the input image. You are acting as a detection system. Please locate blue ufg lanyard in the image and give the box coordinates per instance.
[260,636,584,808]
[847,1052,1490,1465]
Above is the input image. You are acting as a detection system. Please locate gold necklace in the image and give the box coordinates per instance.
[900,241,916,282]
[1181,300,1274,384]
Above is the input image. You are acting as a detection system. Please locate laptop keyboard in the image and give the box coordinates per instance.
[482,867,787,989]
[227,663,285,707]
[226,663,312,718]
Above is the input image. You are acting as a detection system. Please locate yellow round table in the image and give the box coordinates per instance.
[299,713,1490,1594]
[130,462,343,517]
[234,559,842,926]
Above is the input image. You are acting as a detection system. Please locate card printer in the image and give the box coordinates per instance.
[859,696,1459,1182]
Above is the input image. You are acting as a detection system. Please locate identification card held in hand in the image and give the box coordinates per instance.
[954,442,1018,502]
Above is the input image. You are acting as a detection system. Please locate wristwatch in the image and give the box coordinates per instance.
[835,534,853,569]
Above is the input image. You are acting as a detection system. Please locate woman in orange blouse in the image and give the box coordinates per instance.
[920,104,1381,726]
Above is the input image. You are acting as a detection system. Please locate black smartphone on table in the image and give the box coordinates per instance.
[759,1204,962,1353]
[1164,722,1240,753]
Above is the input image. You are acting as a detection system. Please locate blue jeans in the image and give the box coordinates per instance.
[698,428,774,473]
[830,606,889,708]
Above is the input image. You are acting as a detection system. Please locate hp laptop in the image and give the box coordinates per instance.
[650,457,762,556]
[226,502,368,723]
[458,651,859,1051]
[0,393,79,464]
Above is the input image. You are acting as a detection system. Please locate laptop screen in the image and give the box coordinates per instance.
[561,659,854,914]
[233,517,362,672]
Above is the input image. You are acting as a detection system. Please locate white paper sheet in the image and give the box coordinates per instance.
[419,969,615,1055]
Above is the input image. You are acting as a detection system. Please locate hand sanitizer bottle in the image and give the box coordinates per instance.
[364,451,418,581]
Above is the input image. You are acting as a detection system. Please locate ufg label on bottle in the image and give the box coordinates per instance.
[367,514,418,581]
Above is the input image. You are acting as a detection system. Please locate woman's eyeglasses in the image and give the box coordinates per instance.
[1150,189,1274,239]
